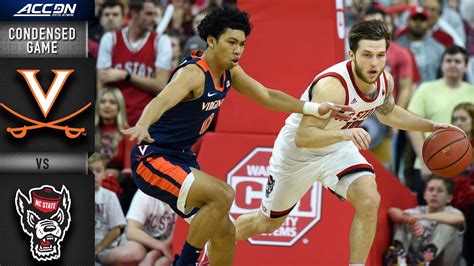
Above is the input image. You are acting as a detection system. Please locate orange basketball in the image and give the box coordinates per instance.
[422,128,472,177]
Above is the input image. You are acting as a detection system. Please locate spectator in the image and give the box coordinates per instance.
[97,0,172,126]
[89,0,125,60]
[169,34,183,71]
[459,0,474,83]
[396,7,445,82]
[407,45,474,191]
[95,88,137,211]
[120,190,177,265]
[423,0,465,48]
[449,102,474,266]
[451,102,473,160]
[384,176,465,266]
[345,0,372,29]
[183,10,208,56]
[91,153,126,264]
[168,0,193,40]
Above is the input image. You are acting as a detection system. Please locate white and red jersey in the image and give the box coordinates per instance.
[281,60,388,154]
[97,27,172,126]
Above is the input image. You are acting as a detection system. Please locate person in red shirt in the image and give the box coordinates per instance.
[97,0,172,126]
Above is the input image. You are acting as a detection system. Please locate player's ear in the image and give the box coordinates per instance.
[207,35,217,49]
[348,50,354,59]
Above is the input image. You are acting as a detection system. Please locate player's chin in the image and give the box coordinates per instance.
[226,63,236,70]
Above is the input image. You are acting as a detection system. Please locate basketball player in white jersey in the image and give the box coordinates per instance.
[234,20,455,266]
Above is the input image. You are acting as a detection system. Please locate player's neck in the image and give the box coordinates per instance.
[201,51,225,81]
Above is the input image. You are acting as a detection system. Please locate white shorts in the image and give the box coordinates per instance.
[262,137,374,218]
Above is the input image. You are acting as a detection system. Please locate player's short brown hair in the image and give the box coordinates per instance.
[348,20,391,52]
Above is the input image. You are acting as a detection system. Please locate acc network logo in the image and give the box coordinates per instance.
[0,69,91,138]
[14,3,76,17]
[15,185,71,261]
[227,147,323,246]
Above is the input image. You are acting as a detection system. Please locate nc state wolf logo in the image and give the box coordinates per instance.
[265,175,275,198]
[15,185,71,261]
[0,69,91,138]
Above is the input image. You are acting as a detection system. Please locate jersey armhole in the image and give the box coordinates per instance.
[309,73,349,105]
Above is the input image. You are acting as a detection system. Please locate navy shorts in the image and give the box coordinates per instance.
[131,144,200,218]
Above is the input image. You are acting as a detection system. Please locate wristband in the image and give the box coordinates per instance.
[125,71,132,82]
[303,102,333,119]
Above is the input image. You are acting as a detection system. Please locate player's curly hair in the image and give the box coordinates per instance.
[198,7,252,42]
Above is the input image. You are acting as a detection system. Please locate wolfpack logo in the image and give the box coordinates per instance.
[14,3,76,17]
[0,69,91,138]
[15,185,71,261]
[265,175,275,198]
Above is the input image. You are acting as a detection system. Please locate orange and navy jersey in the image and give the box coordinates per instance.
[148,50,231,150]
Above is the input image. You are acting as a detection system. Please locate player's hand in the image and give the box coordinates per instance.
[98,68,127,84]
[121,125,154,143]
[432,122,463,133]
[318,103,354,120]
[341,128,371,150]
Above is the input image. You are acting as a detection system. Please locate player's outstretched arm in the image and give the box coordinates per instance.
[376,72,454,132]
[121,65,204,143]
[230,66,352,119]
[294,77,370,150]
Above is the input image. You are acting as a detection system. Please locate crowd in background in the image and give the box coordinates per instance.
[88,0,474,265]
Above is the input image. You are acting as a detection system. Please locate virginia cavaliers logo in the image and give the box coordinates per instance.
[0,69,91,138]
[15,185,71,261]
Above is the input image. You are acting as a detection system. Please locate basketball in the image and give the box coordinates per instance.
[422,128,472,177]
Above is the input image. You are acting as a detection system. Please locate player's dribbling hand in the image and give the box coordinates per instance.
[318,103,354,120]
[432,122,463,133]
[121,126,155,143]
[341,128,371,150]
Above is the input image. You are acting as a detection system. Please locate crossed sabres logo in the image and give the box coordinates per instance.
[0,69,91,138]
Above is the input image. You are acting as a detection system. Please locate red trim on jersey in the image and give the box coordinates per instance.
[312,72,349,105]
[346,61,381,103]
[336,163,374,179]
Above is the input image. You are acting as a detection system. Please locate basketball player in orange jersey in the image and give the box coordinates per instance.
[234,20,458,266]
[122,7,351,266]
